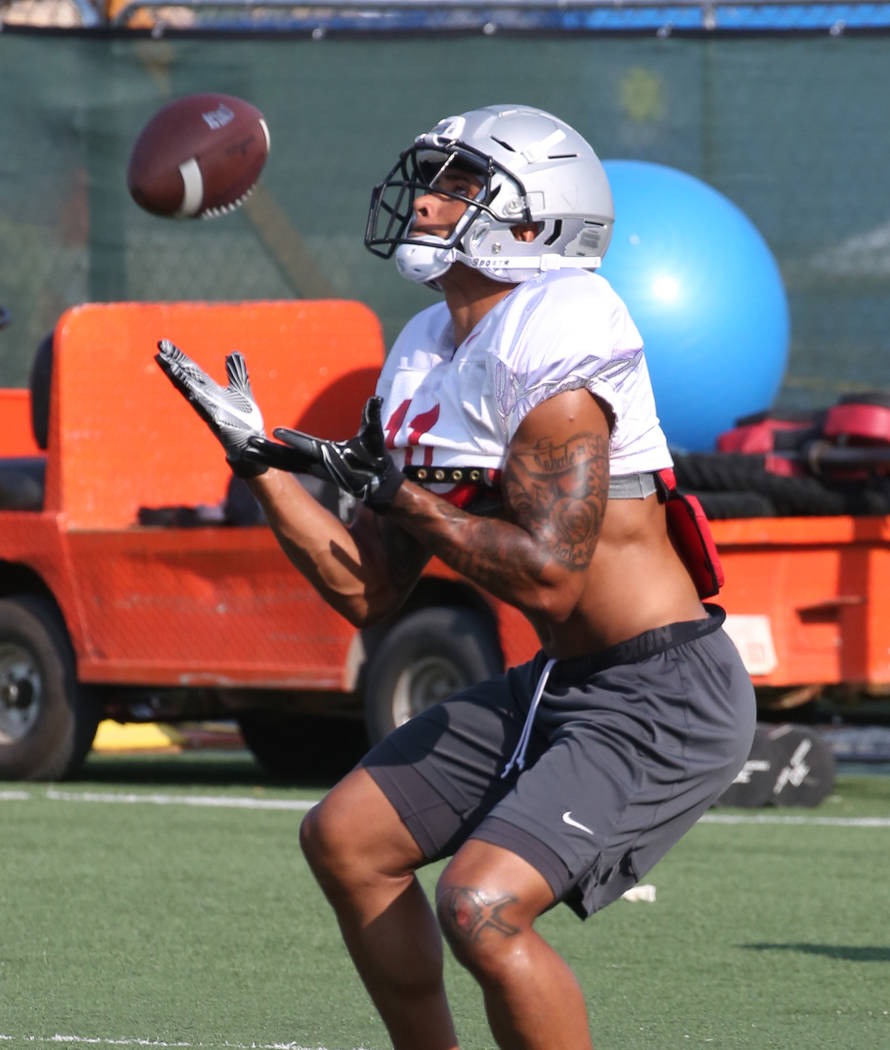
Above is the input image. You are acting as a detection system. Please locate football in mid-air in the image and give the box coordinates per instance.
[127,93,270,219]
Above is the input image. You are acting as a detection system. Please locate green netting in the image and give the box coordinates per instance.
[1,32,888,410]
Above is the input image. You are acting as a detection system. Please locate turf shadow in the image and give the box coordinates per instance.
[742,943,890,962]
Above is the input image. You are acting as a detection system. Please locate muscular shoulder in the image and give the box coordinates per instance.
[493,270,640,370]
[488,270,644,437]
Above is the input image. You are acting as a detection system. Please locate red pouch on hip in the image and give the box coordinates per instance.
[656,468,724,599]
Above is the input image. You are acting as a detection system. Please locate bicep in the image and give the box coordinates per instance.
[502,388,611,571]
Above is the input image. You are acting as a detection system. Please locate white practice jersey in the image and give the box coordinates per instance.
[375,269,672,482]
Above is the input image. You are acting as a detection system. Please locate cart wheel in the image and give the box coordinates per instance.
[364,606,502,745]
[0,594,99,780]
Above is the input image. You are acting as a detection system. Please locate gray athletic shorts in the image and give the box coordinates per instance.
[362,604,756,919]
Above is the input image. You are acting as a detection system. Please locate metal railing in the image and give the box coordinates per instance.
[98,0,890,34]
[3,0,889,32]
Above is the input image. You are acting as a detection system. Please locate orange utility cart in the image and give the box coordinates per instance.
[0,299,885,780]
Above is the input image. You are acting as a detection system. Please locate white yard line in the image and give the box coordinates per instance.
[0,1037,345,1050]
[699,813,890,827]
[1,787,316,811]
[43,789,317,811]
[2,786,888,825]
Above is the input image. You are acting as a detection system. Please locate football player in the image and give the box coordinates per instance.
[158,104,755,1050]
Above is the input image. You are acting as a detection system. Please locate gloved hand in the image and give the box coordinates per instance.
[248,396,404,512]
[155,339,267,478]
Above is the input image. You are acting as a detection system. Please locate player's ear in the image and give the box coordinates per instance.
[510,222,545,243]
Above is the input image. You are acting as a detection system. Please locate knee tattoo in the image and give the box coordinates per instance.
[437,885,521,949]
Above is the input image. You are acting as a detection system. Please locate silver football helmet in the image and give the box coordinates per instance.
[364,104,614,286]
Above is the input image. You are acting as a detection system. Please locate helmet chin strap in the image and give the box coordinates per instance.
[469,253,604,276]
[396,241,603,286]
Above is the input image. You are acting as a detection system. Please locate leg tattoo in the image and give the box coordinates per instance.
[440,887,520,943]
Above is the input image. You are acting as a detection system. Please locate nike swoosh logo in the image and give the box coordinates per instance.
[562,811,594,835]
[205,389,263,430]
[223,400,263,429]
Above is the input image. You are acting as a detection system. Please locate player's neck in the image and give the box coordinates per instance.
[440,263,517,347]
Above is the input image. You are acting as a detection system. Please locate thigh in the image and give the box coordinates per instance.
[304,764,429,876]
[361,660,543,863]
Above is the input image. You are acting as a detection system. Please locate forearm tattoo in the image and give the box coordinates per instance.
[439,886,520,943]
[427,430,608,589]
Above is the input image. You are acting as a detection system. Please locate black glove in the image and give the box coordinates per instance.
[248,396,404,512]
[155,339,267,478]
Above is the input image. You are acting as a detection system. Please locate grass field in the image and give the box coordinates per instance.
[2,751,889,1050]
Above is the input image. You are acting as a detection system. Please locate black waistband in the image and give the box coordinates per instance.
[546,604,726,682]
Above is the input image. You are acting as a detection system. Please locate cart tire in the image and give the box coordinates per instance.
[364,606,502,745]
[0,594,99,780]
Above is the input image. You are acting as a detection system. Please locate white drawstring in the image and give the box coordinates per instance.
[501,657,556,778]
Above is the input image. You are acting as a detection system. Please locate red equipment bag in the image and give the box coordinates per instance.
[823,395,890,445]
[716,409,820,455]
[657,468,725,599]
[715,409,820,478]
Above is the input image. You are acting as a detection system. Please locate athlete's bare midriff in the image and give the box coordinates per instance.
[526,492,707,660]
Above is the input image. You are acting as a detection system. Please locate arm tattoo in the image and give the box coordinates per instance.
[439,886,520,943]
[426,504,543,595]
[396,428,608,601]
[503,430,609,571]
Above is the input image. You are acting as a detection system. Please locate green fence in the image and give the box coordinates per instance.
[2,30,889,412]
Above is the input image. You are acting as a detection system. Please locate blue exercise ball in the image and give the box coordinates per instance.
[599,160,790,451]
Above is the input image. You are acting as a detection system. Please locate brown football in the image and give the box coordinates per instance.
[127,93,270,219]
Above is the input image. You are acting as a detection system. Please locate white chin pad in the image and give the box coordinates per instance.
[395,240,455,283]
